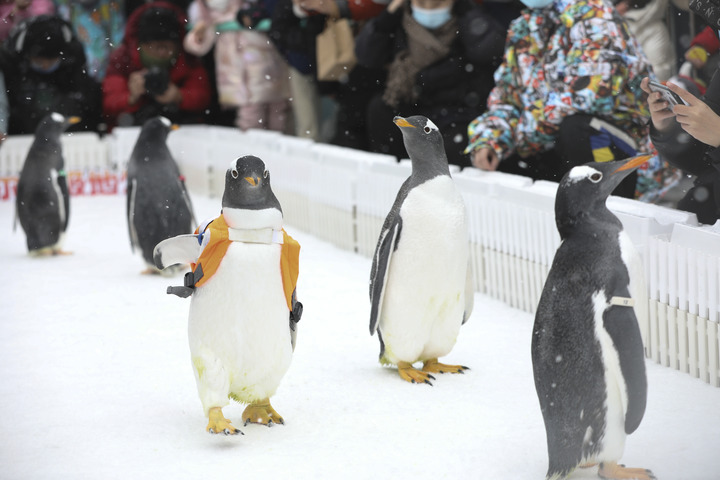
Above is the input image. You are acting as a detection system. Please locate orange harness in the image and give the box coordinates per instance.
[191,215,300,311]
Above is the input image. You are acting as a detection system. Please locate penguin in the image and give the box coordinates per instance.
[126,116,195,274]
[15,112,80,256]
[369,115,474,385]
[531,155,656,480]
[153,155,302,435]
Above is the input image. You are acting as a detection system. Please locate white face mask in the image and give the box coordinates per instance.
[519,0,554,8]
[412,5,452,30]
[205,0,229,11]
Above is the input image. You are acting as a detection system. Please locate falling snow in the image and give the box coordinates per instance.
[1,194,719,479]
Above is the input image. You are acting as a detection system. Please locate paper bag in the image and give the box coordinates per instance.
[316,18,357,81]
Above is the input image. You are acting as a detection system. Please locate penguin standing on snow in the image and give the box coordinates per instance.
[127,116,195,274]
[15,112,80,256]
[532,155,655,480]
[369,115,474,385]
[154,155,302,435]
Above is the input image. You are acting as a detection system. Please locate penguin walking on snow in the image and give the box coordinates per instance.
[369,115,473,385]
[127,116,195,274]
[532,156,655,480]
[154,155,302,435]
[15,112,80,256]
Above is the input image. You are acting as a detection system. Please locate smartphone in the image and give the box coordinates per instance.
[648,80,688,107]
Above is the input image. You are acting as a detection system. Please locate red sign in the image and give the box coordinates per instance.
[0,170,126,201]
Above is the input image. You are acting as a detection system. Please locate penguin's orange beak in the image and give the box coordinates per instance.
[244,176,259,186]
[612,154,652,174]
[393,117,415,128]
[171,124,180,131]
[67,116,81,125]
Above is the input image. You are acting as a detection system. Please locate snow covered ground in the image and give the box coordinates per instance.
[2,194,719,480]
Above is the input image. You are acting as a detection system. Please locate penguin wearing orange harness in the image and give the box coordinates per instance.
[154,155,301,435]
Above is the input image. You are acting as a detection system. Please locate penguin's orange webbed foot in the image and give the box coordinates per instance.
[421,358,469,375]
[398,361,435,385]
[599,462,656,480]
[242,399,284,426]
[206,407,242,435]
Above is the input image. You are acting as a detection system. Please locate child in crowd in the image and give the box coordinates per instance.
[184,0,291,133]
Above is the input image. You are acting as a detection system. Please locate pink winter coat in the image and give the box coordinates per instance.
[0,0,54,41]
[184,0,290,108]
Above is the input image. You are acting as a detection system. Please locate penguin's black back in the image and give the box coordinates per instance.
[16,123,69,251]
[532,227,647,477]
[127,118,193,264]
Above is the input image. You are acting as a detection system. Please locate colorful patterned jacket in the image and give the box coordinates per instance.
[465,0,653,160]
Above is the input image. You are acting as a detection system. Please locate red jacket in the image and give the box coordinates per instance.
[102,1,211,129]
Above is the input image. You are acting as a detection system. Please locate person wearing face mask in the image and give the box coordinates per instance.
[464,0,653,198]
[102,2,211,130]
[0,14,101,135]
[354,0,506,167]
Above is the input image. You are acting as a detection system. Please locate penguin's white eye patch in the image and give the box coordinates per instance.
[567,166,601,184]
[51,112,64,123]
[590,172,602,183]
[423,119,438,133]
[263,170,269,179]
[231,168,239,179]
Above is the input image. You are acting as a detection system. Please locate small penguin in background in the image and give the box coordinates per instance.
[369,115,474,385]
[154,155,302,435]
[127,116,195,274]
[15,112,80,256]
[532,155,655,480]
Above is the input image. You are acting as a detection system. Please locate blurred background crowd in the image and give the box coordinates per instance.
[0,0,718,224]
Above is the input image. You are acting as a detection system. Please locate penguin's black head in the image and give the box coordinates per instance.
[139,116,177,141]
[393,115,450,177]
[34,112,80,139]
[555,155,651,236]
[221,155,282,213]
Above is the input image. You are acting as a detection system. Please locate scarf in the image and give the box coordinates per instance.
[382,5,458,108]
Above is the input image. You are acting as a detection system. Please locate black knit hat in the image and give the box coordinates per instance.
[137,6,181,44]
[15,15,74,58]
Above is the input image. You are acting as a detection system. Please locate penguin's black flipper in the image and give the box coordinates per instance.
[177,176,197,228]
[369,177,414,335]
[604,301,648,434]
[369,215,402,336]
[58,171,70,232]
[127,178,138,253]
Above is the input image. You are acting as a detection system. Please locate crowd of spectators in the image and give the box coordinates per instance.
[0,0,718,223]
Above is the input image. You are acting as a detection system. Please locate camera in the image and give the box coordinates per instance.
[144,66,170,96]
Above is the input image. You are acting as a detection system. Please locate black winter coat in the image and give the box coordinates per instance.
[0,16,102,135]
[354,0,505,126]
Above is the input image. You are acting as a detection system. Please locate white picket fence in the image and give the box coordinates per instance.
[2,126,718,387]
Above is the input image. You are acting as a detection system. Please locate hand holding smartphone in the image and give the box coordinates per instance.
[647,80,688,108]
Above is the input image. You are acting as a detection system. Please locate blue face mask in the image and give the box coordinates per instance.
[412,5,452,30]
[519,0,554,8]
[30,58,62,74]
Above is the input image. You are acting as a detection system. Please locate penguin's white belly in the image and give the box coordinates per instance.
[380,176,468,364]
[591,291,628,463]
[188,242,291,408]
